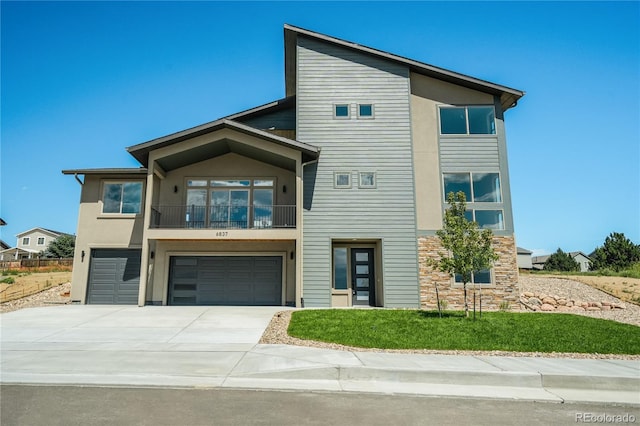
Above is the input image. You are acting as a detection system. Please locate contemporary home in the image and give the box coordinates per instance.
[0,227,66,260]
[63,24,524,309]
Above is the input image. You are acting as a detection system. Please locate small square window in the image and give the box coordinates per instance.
[358,104,373,118]
[334,104,349,118]
[22,237,30,246]
[359,172,376,188]
[37,237,46,245]
[334,172,351,188]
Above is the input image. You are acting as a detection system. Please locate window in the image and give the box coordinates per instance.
[186,178,275,229]
[22,237,30,246]
[334,172,351,188]
[359,172,376,188]
[455,269,492,285]
[358,104,373,118]
[440,106,495,135]
[37,237,46,245]
[333,247,348,290]
[443,173,501,203]
[334,104,350,118]
[474,210,504,230]
[103,182,143,214]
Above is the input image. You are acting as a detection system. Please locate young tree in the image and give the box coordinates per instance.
[590,232,640,271]
[544,248,580,272]
[43,235,76,258]
[430,191,498,318]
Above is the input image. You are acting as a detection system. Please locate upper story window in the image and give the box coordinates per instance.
[334,172,351,188]
[37,237,46,245]
[102,182,143,214]
[334,104,350,118]
[443,173,502,203]
[359,172,376,188]
[22,237,30,246]
[440,106,496,135]
[358,104,374,118]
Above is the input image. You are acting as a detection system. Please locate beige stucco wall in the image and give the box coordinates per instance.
[155,153,296,208]
[150,240,296,305]
[410,73,494,231]
[70,174,146,302]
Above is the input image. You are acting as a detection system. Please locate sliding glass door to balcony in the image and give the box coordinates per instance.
[211,189,250,229]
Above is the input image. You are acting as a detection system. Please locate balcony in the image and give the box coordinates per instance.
[150,205,296,229]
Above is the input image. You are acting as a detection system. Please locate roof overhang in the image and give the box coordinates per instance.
[284,24,524,111]
[126,119,319,170]
[62,168,148,176]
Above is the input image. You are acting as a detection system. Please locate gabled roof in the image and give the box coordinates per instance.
[16,227,67,238]
[532,251,592,264]
[222,96,295,123]
[126,119,319,167]
[517,247,532,255]
[284,24,524,111]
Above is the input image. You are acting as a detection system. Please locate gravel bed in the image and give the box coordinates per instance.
[0,282,71,314]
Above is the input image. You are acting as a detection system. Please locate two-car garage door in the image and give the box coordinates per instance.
[168,256,282,306]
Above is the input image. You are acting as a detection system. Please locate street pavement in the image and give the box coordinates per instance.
[1,305,638,405]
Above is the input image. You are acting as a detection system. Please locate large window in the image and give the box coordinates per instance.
[440,106,496,135]
[102,182,143,214]
[443,173,502,203]
[186,178,274,229]
[443,172,504,230]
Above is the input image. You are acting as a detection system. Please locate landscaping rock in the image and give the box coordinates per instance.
[540,303,555,311]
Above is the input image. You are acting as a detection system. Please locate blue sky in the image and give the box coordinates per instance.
[1,1,638,256]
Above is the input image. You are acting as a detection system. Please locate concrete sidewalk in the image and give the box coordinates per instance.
[1,306,638,405]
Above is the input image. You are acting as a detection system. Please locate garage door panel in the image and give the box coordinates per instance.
[87,249,141,305]
[169,256,282,306]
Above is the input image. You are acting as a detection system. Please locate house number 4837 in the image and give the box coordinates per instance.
[215,232,229,237]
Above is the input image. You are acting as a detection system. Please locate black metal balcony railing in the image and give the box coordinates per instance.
[150,205,296,229]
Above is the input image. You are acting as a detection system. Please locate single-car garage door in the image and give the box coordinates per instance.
[87,249,141,304]
[168,256,282,306]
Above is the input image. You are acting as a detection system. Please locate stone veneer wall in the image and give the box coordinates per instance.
[418,235,520,310]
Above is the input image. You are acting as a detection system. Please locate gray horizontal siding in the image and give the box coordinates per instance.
[439,137,500,171]
[298,36,419,308]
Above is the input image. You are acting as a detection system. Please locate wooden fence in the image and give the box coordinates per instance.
[0,258,74,270]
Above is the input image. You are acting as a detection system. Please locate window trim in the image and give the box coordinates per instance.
[357,103,374,119]
[438,105,496,136]
[334,172,352,189]
[22,237,30,246]
[333,103,350,119]
[358,171,376,189]
[37,237,46,246]
[101,180,144,215]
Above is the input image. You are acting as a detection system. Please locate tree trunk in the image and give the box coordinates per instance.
[463,283,469,318]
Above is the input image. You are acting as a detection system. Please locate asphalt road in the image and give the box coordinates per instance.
[2,385,638,426]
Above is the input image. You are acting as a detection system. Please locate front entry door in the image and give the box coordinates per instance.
[351,248,375,306]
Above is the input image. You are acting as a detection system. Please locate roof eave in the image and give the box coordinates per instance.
[283,24,524,110]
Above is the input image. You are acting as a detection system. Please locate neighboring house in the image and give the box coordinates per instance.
[0,240,10,250]
[532,252,592,272]
[63,24,524,308]
[0,227,67,260]
[517,247,533,269]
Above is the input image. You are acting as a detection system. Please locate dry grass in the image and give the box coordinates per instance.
[0,271,72,303]
[545,274,640,305]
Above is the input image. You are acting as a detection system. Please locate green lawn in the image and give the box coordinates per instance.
[287,310,640,355]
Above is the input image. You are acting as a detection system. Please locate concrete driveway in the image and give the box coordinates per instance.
[1,305,285,348]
